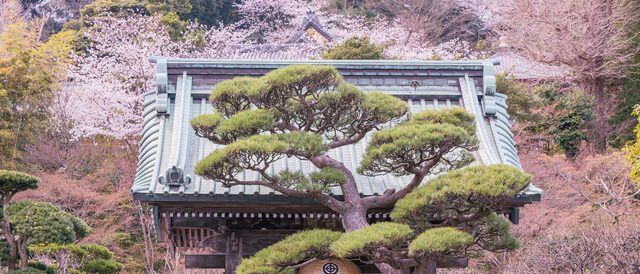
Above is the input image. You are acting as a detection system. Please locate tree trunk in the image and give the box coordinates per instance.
[580,77,606,153]
[414,258,437,274]
[341,206,368,232]
[1,199,18,271]
[341,207,402,273]
[17,237,28,268]
[1,219,18,270]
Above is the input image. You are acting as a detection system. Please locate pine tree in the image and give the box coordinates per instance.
[192,64,531,273]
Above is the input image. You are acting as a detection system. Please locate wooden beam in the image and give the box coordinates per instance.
[185,254,225,268]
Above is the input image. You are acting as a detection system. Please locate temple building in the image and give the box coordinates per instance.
[130,58,543,273]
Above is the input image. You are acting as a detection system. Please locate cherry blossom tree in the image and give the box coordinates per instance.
[68,15,248,140]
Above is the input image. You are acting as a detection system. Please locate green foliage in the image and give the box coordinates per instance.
[329,0,380,18]
[81,0,147,17]
[495,73,542,122]
[408,227,473,256]
[195,132,328,182]
[469,213,520,252]
[29,243,119,273]
[0,21,72,169]
[310,168,347,187]
[108,232,134,248]
[81,0,238,41]
[627,104,640,181]
[0,239,10,266]
[362,91,409,123]
[4,201,91,245]
[79,259,123,274]
[159,12,188,42]
[410,108,476,134]
[258,65,342,100]
[0,170,39,199]
[26,261,55,274]
[330,222,412,258]
[8,267,47,274]
[209,76,263,116]
[236,229,341,274]
[195,65,408,190]
[30,243,88,260]
[391,165,530,224]
[359,108,477,176]
[608,80,640,148]
[537,84,594,158]
[322,36,386,60]
[271,167,348,194]
[217,109,274,138]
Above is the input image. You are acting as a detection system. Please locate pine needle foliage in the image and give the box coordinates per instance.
[359,108,477,176]
[391,164,530,224]
[469,213,520,252]
[330,222,412,257]
[0,170,39,200]
[322,36,387,60]
[236,229,342,274]
[4,200,91,245]
[408,227,472,256]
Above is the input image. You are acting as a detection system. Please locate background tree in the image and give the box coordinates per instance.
[495,0,640,150]
[367,0,485,44]
[29,243,122,274]
[0,9,73,169]
[4,200,91,268]
[495,73,542,123]
[0,170,39,270]
[322,36,386,60]
[191,64,516,273]
[237,164,530,273]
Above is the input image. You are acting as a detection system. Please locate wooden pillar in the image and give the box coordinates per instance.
[164,214,175,255]
[225,231,242,274]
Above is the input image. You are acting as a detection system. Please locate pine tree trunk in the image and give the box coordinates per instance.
[341,206,368,232]
[414,258,437,274]
[580,77,606,153]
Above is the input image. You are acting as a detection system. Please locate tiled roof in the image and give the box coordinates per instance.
[131,59,543,203]
[229,44,324,60]
[490,49,567,80]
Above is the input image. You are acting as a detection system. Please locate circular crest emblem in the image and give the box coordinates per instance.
[322,262,339,274]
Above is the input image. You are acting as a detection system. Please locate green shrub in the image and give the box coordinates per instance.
[322,36,386,60]
[26,261,55,274]
[8,267,47,274]
[495,73,542,122]
[79,259,124,274]
[109,232,134,248]
[0,239,10,266]
[4,200,92,245]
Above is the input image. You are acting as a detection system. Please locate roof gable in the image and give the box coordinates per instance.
[287,11,333,44]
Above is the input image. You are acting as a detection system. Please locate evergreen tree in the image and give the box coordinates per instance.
[0,170,39,270]
[322,36,387,60]
[192,64,531,273]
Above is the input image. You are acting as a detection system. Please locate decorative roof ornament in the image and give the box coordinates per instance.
[287,11,333,44]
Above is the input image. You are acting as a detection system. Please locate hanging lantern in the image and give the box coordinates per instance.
[298,258,361,274]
